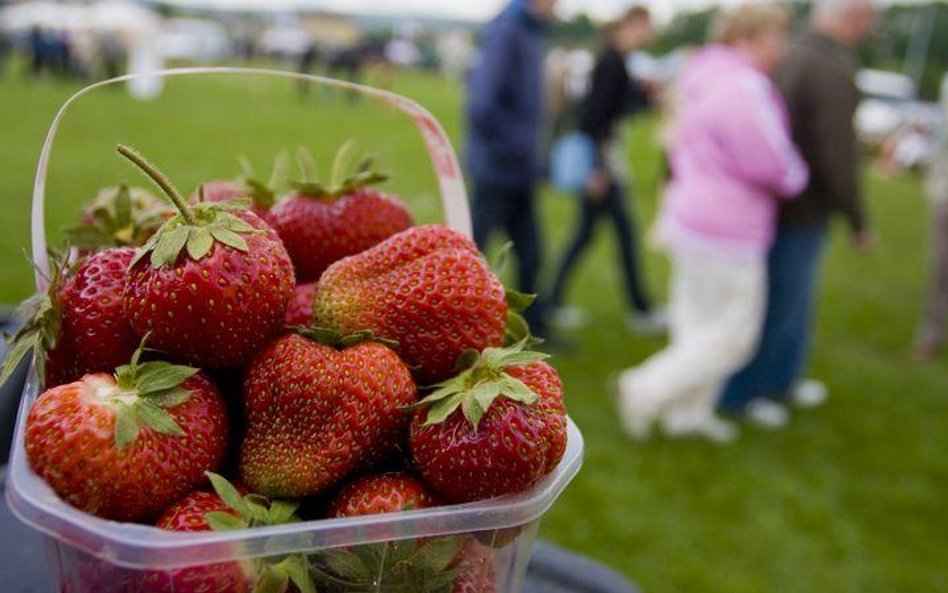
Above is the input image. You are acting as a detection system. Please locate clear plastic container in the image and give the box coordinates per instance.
[6,68,584,593]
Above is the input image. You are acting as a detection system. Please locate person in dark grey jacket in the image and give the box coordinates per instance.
[466,0,555,336]
[719,0,877,425]
[548,7,664,335]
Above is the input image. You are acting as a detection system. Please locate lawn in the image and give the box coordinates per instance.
[1,69,946,593]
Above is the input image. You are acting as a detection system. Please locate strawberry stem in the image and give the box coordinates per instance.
[117,145,195,225]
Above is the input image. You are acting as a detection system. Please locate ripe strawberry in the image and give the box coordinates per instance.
[326,473,440,518]
[24,350,229,522]
[1,248,138,388]
[409,341,567,503]
[315,225,507,385]
[285,281,319,327]
[240,331,417,498]
[116,145,295,369]
[65,184,171,251]
[268,146,414,282]
[144,473,314,593]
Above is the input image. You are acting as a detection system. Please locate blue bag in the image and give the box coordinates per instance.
[550,133,597,194]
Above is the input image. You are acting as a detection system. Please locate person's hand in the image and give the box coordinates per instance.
[853,229,876,253]
[585,169,610,203]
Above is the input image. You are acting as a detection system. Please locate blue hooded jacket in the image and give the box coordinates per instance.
[465,0,546,187]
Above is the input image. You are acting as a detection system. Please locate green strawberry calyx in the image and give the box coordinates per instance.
[0,251,72,387]
[311,538,461,593]
[116,145,263,269]
[203,472,302,531]
[203,472,316,593]
[108,338,199,450]
[295,326,399,350]
[291,141,388,200]
[235,150,291,210]
[413,339,550,431]
[64,184,171,250]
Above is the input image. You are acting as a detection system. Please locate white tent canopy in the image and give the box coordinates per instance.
[0,0,159,34]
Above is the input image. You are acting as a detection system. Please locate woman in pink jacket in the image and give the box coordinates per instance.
[617,3,808,442]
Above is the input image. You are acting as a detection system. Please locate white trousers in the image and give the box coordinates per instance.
[619,249,766,435]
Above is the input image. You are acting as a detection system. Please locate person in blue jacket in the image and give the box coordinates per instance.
[466,0,556,336]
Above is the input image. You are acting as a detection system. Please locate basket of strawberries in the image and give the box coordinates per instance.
[3,68,583,593]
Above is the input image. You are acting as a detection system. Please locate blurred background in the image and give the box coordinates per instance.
[0,0,946,592]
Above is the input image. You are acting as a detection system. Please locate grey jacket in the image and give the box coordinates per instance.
[776,31,867,232]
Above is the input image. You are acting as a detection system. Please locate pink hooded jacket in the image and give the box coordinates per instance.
[659,45,809,259]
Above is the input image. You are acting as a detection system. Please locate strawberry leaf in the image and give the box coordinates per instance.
[424,391,467,425]
[268,500,301,525]
[461,391,486,429]
[220,213,257,232]
[282,556,317,593]
[252,566,289,593]
[210,227,248,252]
[470,381,502,416]
[503,310,531,346]
[205,511,246,532]
[135,400,185,436]
[207,472,252,519]
[0,332,36,387]
[114,404,140,450]
[497,375,539,405]
[186,227,214,260]
[149,387,192,408]
[150,224,189,268]
[410,537,459,573]
[505,289,536,313]
[244,496,270,522]
[134,361,198,395]
[320,549,373,582]
[453,348,480,372]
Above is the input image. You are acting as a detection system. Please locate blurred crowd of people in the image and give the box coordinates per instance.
[0,25,128,82]
[463,0,946,442]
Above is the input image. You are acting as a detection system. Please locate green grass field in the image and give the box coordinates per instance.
[1,70,946,593]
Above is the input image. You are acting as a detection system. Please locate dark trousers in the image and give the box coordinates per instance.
[719,223,828,411]
[472,180,545,334]
[550,182,652,314]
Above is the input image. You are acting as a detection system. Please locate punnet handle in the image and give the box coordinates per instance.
[30,67,471,291]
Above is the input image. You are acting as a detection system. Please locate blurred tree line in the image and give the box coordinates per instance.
[551,1,947,100]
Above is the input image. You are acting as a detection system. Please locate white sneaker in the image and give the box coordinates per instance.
[615,370,663,440]
[788,379,828,409]
[626,307,667,336]
[745,398,790,429]
[550,306,589,329]
[661,411,739,443]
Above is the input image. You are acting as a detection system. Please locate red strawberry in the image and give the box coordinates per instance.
[1,248,138,388]
[117,145,295,369]
[240,331,417,498]
[25,350,229,522]
[143,473,313,593]
[268,146,413,282]
[326,473,440,518]
[285,281,319,326]
[65,184,172,251]
[315,225,507,385]
[409,341,567,503]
